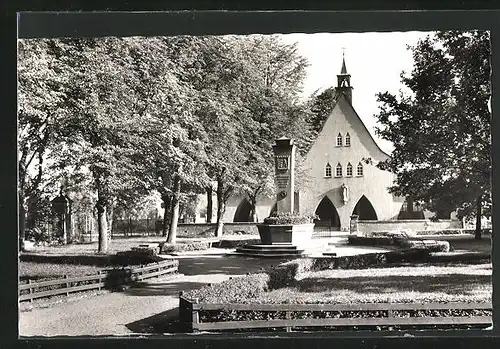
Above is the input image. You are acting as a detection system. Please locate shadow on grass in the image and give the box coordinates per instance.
[177,256,293,276]
[126,308,183,333]
[19,253,163,267]
[123,280,208,297]
[295,274,491,295]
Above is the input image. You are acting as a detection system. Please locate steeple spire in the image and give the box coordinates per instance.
[336,50,353,103]
[341,48,348,74]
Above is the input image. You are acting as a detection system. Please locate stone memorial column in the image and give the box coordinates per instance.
[272,138,296,214]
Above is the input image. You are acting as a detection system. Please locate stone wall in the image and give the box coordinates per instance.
[177,222,259,237]
[357,219,463,233]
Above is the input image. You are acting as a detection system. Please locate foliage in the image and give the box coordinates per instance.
[183,274,270,304]
[263,212,317,225]
[160,241,210,253]
[373,31,491,237]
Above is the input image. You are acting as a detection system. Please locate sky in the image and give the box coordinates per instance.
[279,31,433,154]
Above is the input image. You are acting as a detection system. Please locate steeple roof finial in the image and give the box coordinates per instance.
[341,47,348,74]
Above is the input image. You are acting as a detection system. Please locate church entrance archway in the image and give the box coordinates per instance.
[314,196,341,230]
[352,195,378,220]
[233,198,253,222]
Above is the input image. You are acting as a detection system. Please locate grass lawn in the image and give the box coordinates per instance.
[445,235,491,254]
[19,262,104,281]
[254,263,491,304]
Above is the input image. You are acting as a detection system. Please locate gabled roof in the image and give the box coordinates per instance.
[305,90,390,159]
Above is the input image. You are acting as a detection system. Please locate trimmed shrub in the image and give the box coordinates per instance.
[160,242,210,254]
[183,274,269,304]
[415,228,492,236]
[399,239,450,252]
[267,259,314,290]
[427,252,491,263]
[348,235,394,246]
[385,249,431,263]
[318,253,387,270]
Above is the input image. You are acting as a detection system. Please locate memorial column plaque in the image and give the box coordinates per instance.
[273,137,296,214]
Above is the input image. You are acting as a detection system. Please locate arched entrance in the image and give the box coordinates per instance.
[352,195,378,220]
[314,196,341,230]
[233,198,253,222]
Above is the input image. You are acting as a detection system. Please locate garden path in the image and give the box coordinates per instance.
[19,254,288,336]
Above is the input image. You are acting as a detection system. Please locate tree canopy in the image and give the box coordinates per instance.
[374,30,491,238]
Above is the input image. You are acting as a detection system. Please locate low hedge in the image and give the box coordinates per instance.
[348,235,451,253]
[348,236,395,246]
[427,252,491,263]
[399,240,450,252]
[160,242,210,254]
[185,253,395,304]
[182,274,269,304]
[199,308,492,324]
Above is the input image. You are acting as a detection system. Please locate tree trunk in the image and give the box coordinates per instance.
[249,196,258,222]
[215,180,226,238]
[475,194,482,240]
[161,194,171,237]
[167,176,181,244]
[206,186,213,223]
[96,196,108,253]
[106,203,114,242]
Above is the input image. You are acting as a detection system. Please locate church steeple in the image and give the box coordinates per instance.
[336,51,353,103]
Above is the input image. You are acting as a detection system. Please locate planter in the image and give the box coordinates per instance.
[257,223,315,246]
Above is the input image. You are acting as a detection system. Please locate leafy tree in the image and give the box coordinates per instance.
[17,39,71,241]
[234,36,309,220]
[374,30,491,239]
[39,37,152,252]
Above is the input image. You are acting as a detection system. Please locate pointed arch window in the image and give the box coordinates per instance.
[336,133,343,147]
[335,163,343,177]
[346,162,353,177]
[345,133,351,147]
[325,163,332,178]
[357,162,364,177]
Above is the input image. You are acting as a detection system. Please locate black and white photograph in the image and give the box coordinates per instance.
[17,14,493,337]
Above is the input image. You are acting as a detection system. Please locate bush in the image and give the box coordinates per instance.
[263,212,317,225]
[399,240,450,252]
[24,227,56,245]
[160,242,210,254]
[183,274,269,303]
[427,252,491,263]
[348,235,394,246]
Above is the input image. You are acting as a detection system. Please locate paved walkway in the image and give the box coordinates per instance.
[19,254,289,336]
[19,238,391,337]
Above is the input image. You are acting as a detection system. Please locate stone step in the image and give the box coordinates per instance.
[236,247,304,254]
[231,251,306,258]
[241,244,299,250]
[322,252,338,257]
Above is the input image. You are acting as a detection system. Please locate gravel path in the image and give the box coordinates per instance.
[19,254,286,337]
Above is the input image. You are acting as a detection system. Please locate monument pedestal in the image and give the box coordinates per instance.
[257,223,315,246]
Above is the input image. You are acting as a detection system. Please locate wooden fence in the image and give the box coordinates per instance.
[179,297,492,332]
[19,259,179,302]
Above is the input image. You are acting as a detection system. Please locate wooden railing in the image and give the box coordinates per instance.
[19,259,179,302]
[179,296,492,332]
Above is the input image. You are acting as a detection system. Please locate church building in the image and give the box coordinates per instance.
[194,56,421,229]
[297,55,405,230]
